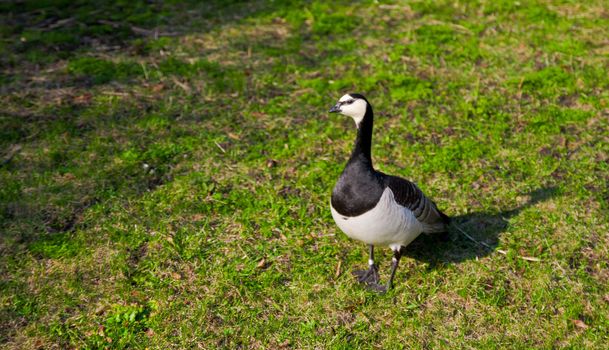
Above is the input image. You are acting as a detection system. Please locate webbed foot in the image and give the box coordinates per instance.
[353,264,380,284]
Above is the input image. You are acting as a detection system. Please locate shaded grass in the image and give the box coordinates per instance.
[1,0,609,348]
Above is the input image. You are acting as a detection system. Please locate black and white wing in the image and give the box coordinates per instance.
[385,175,450,233]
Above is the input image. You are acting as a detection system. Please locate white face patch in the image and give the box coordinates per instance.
[337,94,367,126]
[338,94,352,103]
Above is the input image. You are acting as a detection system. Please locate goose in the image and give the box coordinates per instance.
[329,93,450,292]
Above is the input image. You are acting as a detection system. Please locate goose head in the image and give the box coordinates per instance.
[329,93,370,126]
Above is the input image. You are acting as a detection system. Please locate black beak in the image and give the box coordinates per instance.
[329,103,341,113]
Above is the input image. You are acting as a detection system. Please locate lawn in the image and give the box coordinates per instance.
[1,0,608,348]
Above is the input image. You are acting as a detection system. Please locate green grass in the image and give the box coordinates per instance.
[1,0,609,348]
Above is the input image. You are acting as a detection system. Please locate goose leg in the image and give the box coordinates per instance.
[385,247,403,291]
[353,245,380,284]
[367,246,403,293]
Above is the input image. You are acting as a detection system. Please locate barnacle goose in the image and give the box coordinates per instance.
[329,93,450,292]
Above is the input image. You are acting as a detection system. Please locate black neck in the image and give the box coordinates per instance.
[348,104,374,168]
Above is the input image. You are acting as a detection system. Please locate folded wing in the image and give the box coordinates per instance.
[385,175,450,233]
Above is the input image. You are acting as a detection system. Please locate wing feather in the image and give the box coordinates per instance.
[386,175,450,233]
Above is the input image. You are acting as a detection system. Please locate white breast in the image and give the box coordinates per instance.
[330,187,424,249]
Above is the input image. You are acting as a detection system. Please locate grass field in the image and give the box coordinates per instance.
[1,0,609,348]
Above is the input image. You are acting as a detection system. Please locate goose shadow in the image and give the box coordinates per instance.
[402,186,560,266]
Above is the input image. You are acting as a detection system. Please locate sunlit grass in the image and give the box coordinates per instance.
[1,0,608,348]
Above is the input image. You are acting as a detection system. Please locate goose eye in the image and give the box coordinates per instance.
[346,99,355,105]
